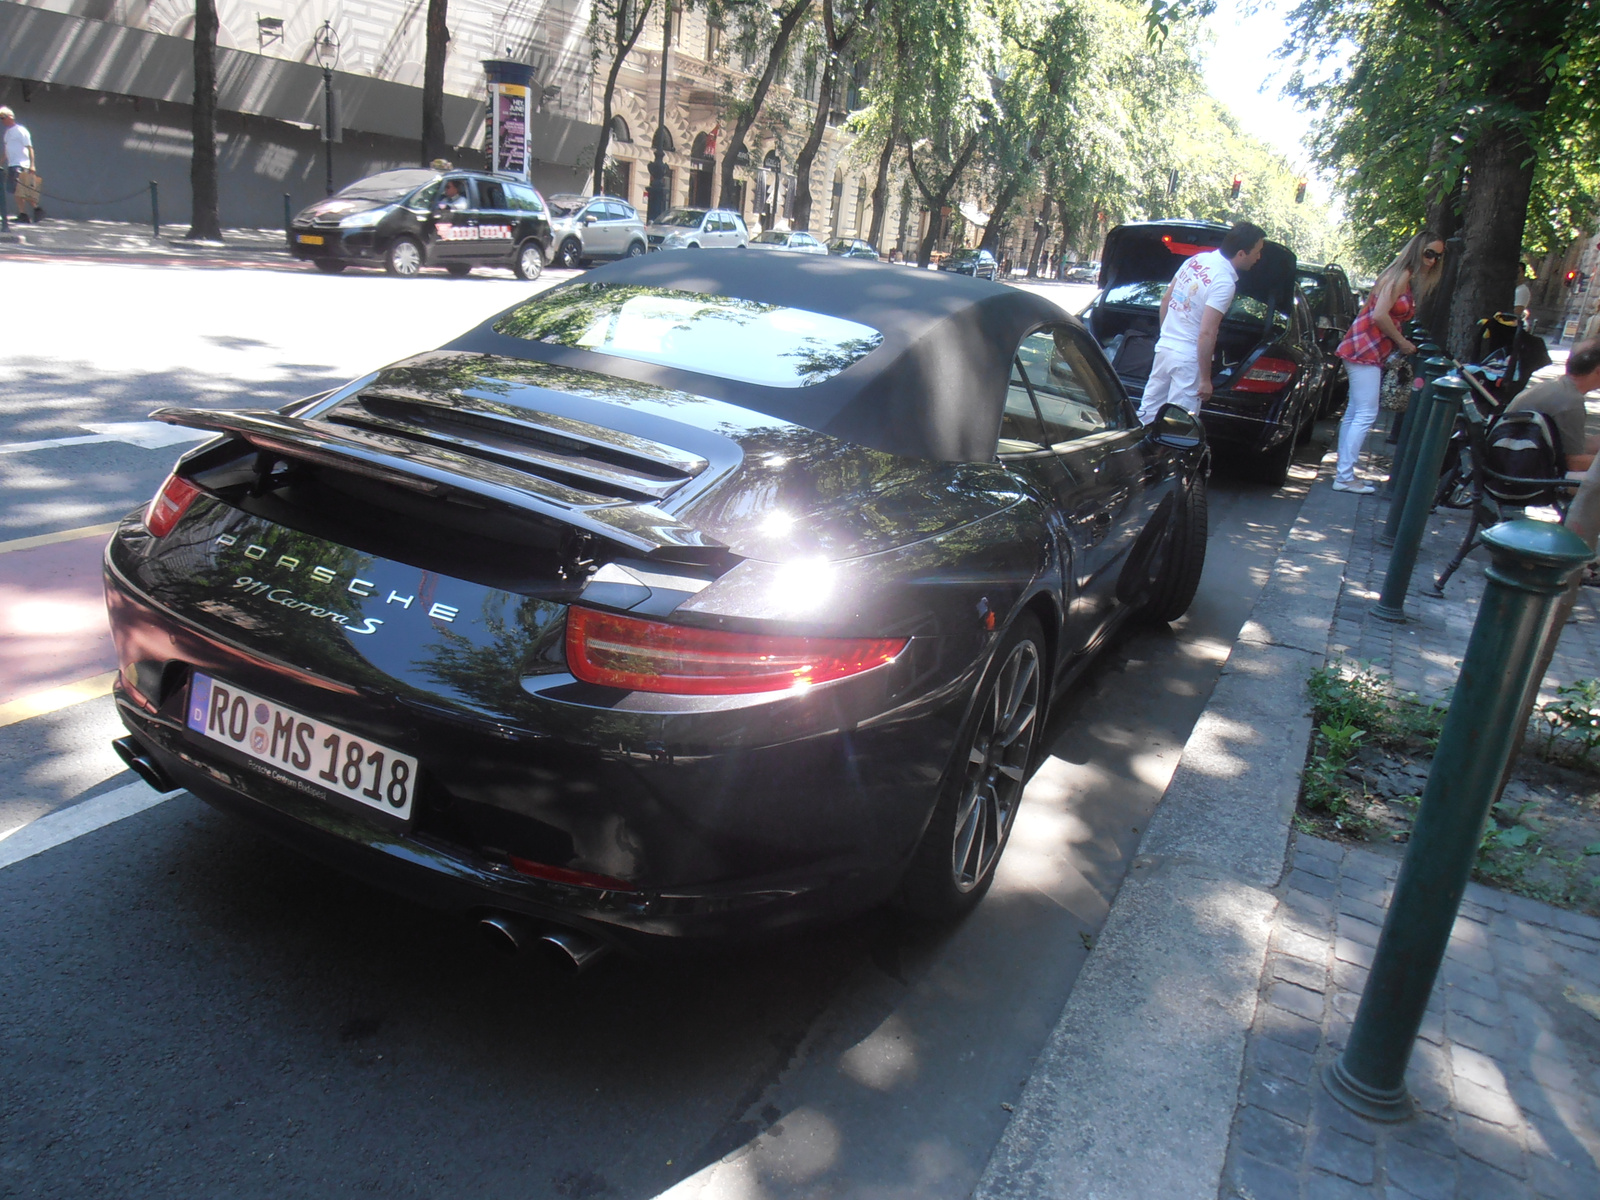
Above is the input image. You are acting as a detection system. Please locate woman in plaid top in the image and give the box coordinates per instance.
[1332,232,1446,492]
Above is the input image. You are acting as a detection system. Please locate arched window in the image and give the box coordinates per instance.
[691,131,713,161]
[610,115,632,144]
[763,150,781,173]
[652,126,675,153]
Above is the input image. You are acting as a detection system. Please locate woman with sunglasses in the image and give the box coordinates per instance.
[1331,232,1447,492]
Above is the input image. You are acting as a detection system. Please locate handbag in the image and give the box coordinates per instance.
[1379,350,1413,412]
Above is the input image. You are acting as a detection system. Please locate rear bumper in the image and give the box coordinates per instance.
[104,534,975,950]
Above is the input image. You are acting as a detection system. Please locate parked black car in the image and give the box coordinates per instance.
[1085,221,1322,485]
[829,238,880,260]
[1296,262,1358,417]
[941,248,999,279]
[288,169,551,280]
[105,254,1208,966]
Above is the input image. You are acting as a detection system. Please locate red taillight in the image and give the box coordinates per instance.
[1234,357,1298,394]
[1161,234,1211,256]
[144,474,202,537]
[565,606,908,696]
[509,856,636,891]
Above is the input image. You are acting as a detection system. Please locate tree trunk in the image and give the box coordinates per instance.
[187,0,220,241]
[790,58,837,231]
[866,116,898,249]
[1026,192,1052,278]
[906,133,978,267]
[1446,119,1540,358]
[421,0,449,165]
[716,0,812,209]
[977,171,1026,255]
[593,0,654,194]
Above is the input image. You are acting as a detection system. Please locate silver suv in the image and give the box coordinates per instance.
[646,208,749,251]
[547,194,648,267]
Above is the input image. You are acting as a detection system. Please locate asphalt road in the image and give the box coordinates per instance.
[0,257,1328,1199]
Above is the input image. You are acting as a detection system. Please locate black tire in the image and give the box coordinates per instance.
[1144,477,1209,623]
[1254,430,1295,487]
[514,241,545,281]
[384,237,423,277]
[625,240,646,258]
[444,263,471,278]
[1296,409,1315,446]
[898,614,1046,920]
[312,259,347,274]
[556,238,582,269]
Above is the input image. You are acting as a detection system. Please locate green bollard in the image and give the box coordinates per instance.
[1373,376,1465,620]
[1325,519,1593,1120]
[1380,353,1449,518]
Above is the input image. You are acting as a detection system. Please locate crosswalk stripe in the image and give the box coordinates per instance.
[0,521,120,555]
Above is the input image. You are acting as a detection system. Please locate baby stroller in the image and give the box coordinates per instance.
[1465,312,1551,404]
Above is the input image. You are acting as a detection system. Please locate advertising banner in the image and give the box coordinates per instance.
[492,82,529,178]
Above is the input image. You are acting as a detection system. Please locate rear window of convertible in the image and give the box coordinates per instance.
[493,282,883,387]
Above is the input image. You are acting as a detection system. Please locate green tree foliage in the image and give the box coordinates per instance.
[1280,0,1600,350]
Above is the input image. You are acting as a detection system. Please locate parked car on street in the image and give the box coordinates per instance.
[546,193,648,268]
[107,253,1209,966]
[1066,261,1101,284]
[1296,262,1359,417]
[748,229,828,255]
[940,248,999,279]
[288,168,550,280]
[829,238,880,260]
[645,208,749,250]
[1083,220,1322,485]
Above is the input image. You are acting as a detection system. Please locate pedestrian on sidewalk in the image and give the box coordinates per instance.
[1502,336,1600,472]
[1137,221,1266,424]
[1331,231,1446,493]
[0,106,36,224]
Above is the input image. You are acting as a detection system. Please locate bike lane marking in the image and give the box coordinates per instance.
[0,531,118,706]
[0,779,180,870]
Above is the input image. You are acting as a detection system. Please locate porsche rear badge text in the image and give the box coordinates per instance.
[217,533,459,626]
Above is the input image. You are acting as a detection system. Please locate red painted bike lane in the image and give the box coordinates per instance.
[0,534,117,705]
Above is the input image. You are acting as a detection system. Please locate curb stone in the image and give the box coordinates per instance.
[973,454,1363,1200]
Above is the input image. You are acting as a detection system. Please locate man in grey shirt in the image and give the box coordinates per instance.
[1505,338,1600,471]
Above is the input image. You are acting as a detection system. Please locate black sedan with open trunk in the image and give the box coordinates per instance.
[1085,220,1323,485]
[104,254,1209,968]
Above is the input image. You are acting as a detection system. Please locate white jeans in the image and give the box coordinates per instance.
[1138,345,1201,423]
[1336,361,1382,483]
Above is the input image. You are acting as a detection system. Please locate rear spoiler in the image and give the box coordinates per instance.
[149,406,730,560]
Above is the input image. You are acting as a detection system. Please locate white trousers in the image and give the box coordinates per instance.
[1336,361,1382,483]
[1138,346,1201,424]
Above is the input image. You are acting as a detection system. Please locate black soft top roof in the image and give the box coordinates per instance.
[452,252,1070,462]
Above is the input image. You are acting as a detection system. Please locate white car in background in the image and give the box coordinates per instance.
[645,208,749,250]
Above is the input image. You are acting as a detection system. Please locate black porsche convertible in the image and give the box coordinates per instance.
[104,254,1209,969]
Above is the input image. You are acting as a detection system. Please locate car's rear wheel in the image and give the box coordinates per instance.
[1144,477,1209,624]
[625,240,646,258]
[1254,429,1296,487]
[444,263,471,278]
[514,241,544,281]
[384,238,423,277]
[898,615,1044,920]
[312,259,347,274]
[556,238,582,269]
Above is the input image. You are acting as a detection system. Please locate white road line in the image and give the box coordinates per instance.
[0,781,182,870]
[0,421,211,456]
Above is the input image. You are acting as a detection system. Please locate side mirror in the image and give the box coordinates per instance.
[1148,403,1204,450]
[582,213,598,224]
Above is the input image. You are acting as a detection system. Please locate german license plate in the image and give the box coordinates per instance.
[187,673,416,820]
[297,234,325,245]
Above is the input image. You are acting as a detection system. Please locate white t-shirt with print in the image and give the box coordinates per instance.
[3,123,32,169]
[1156,249,1238,352]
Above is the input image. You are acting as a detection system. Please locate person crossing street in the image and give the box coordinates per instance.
[1137,221,1266,425]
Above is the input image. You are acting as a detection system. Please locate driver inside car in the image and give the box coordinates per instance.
[435,179,468,213]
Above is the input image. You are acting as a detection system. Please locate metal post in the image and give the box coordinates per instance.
[283,193,292,232]
[323,66,335,196]
[1325,519,1593,1120]
[1379,354,1450,534]
[647,3,673,223]
[149,181,160,237]
[1374,376,1466,622]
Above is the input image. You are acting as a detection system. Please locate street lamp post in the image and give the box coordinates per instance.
[647,4,674,223]
[314,21,340,196]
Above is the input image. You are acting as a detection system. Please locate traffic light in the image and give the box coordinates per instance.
[1295,179,1307,204]
[1230,176,1241,202]
[1568,269,1581,290]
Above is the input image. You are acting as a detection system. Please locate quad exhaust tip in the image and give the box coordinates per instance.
[477,913,610,975]
[112,736,178,795]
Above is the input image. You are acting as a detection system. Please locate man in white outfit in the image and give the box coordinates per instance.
[1137,221,1266,425]
[0,106,34,224]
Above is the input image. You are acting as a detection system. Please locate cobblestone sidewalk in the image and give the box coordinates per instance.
[0,217,288,262]
[1220,837,1600,1200]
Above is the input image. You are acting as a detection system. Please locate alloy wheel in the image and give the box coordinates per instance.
[558,239,582,269]
[951,639,1040,891]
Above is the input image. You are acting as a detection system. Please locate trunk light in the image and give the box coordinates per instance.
[565,606,908,696]
[509,856,636,892]
[1234,357,1298,394]
[144,474,202,537]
